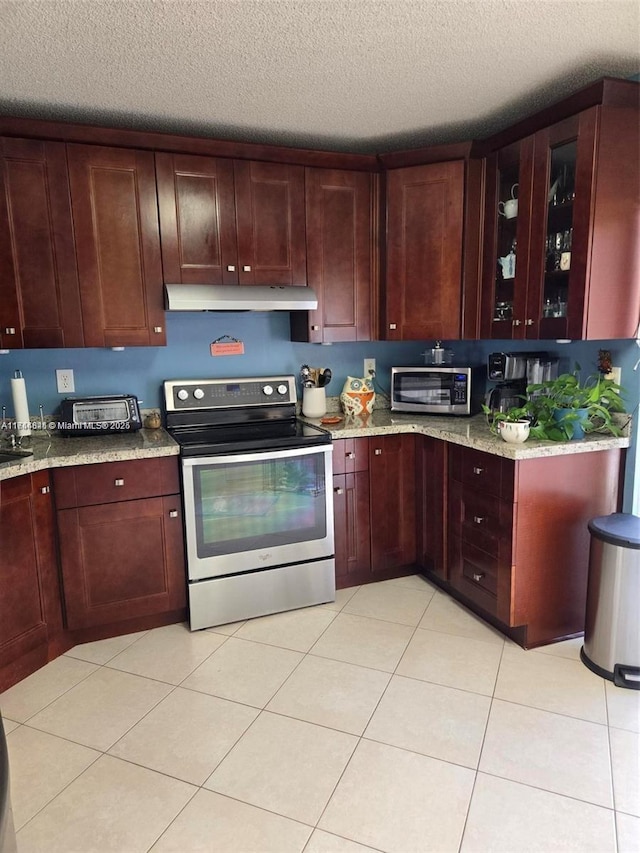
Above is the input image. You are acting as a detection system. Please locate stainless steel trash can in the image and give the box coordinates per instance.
[581,513,640,690]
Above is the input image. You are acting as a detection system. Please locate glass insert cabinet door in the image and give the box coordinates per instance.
[181,445,334,580]
[480,136,535,339]
[527,110,597,340]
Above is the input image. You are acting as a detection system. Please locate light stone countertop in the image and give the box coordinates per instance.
[0,408,631,482]
[302,408,631,461]
[0,428,180,482]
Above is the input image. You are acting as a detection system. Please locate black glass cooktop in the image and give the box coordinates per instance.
[170,417,331,457]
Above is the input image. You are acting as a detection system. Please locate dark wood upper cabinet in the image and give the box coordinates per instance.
[0,137,83,348]
[234,160,306,286]
[291,168,374,343]
[67,144,166,346]
[156,153,237,285]
[384,161,465,341]
[156,155,306,287]
[481,103,640,340]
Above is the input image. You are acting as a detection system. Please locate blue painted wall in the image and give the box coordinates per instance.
[1,312,638,509]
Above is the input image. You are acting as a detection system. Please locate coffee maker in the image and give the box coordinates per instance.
[485,352,559,413]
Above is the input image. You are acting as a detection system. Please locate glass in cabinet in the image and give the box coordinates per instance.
[480,137,534,339]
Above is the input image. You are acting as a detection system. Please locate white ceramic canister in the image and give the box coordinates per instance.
[302,386,327,418]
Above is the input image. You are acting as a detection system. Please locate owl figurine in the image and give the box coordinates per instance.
[340,376,375,418]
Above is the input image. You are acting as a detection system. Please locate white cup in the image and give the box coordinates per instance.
[302,387,326,418]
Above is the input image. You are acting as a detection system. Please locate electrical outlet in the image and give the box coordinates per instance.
[364,358,376,379]
[605,366,622,385]
[56,369,75,394]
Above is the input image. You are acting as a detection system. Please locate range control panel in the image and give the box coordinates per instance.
[164,376,297,411]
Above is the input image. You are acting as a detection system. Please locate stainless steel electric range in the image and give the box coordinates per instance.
[163,375,335,630]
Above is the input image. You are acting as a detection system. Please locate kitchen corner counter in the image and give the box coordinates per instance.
[0,429,180,481]
[303,410,631,460]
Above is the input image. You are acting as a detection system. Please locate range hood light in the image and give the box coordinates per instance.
[165,284,318,312]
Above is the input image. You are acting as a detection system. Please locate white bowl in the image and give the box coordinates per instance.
[499,420,530,444]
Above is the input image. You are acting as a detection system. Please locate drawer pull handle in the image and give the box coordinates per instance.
[334,487,344,495]
[153,326,163,333]
[512,319,522,326]
[242,265,251,272]
[472,572,484,582]
[311,325,320,331]
[525,319,534,326]
[4,327,15,335]
[389,323,397,330]
[346,452,355,459]
[374,448,382,455]
[40,486,50,494]
[473,467,484,475]
[473,516,485,524]
[227,265,236,272]
[114,478,124,486]
[169,510,178,518]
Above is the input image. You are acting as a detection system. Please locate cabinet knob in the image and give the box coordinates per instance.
[389,323,397,330]
[512,319,521,326]
[346,452,355,459]
[473,516,485,524]
[114,478,124,486]
[227,265,236,272]
[472,572,485,583]
[525,319,534,326]
[4,328,15,335]
[40,485,50,494]
[242,265,251,272]
[153,326,163,334]
[169,510,178,518]
[334,487,344,495]
[374,448,382,455]
[473,467,483,475]
[311,325,320,331]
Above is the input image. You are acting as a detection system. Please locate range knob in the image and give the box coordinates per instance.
[176,389,189,401]
[193,388,205,400]
[277,384,288,395]
[262,385,274,396]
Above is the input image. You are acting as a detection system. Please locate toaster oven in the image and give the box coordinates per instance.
[58,395,142,435]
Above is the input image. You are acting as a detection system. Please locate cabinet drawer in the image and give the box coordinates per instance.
[460,542,498,597]
[450,446,514,501]
[332,438,369,475]
[53,456,180,508]
[459,489,513,558]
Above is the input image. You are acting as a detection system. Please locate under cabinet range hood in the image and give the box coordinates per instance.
[165,284,318,312]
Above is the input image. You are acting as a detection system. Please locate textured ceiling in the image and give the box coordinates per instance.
[0,0,638,153]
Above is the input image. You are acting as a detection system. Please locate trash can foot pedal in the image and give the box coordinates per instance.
[614,664,640,690]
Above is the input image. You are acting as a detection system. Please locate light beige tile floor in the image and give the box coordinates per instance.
[2,575,638,853]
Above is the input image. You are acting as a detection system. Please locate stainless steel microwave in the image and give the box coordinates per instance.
[391,367,481,415]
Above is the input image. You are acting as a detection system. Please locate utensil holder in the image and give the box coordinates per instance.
[302,387,326,418]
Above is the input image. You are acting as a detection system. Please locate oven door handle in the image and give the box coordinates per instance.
[181,444,333,469]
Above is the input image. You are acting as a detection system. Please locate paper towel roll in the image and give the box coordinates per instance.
[11,372,31,436]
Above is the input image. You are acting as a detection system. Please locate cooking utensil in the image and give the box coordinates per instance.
[318,368,332,387]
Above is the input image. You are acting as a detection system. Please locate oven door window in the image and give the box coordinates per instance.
[192,452,327,558]
[395,373,451,405]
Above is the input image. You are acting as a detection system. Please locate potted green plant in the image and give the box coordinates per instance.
[526,365,626,441]
[481,403,533,443]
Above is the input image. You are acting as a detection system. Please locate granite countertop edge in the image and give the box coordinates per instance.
[302,411,631,460]
[0,428,180,482]
[0,414,631,481]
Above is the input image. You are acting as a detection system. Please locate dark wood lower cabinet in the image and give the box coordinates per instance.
[446,445,623,647]
[57,497,186,630]
[0,457,188,692]
[0,471,64,690]
[369,434,417,573]
[416,436,447,579]
[333,471,372,588]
